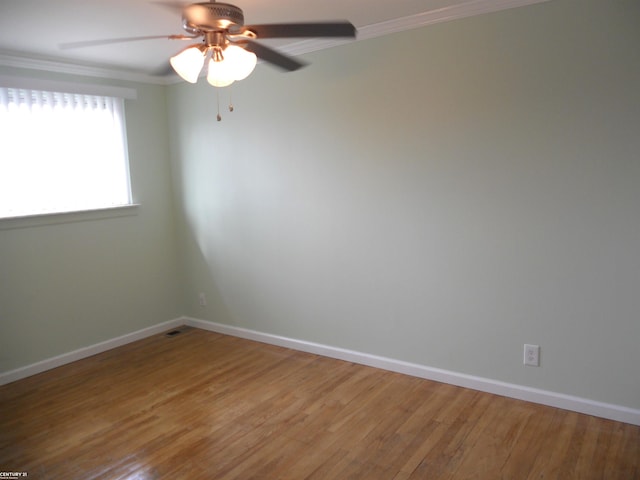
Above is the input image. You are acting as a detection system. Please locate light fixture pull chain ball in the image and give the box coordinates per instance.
[216,88,222,121]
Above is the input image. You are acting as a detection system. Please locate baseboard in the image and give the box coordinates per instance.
[0,318,183,386]
[184,317,640,426]
[3,315,638,426]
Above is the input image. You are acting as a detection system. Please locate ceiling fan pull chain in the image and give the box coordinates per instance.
[229,86,234,112]
[216,88,222,121]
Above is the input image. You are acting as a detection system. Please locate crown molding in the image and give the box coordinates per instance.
[0,51,170,85]
[282,0,550,57]
[362,0,551,39]
[0,0,550,85]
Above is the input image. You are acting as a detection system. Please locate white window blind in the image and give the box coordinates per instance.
[0,86,132,218]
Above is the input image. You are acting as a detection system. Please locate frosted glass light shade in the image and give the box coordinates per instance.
[206,45,257,87]
[207,58,235,87]
[170,46,205,83]
[223,45,257,81]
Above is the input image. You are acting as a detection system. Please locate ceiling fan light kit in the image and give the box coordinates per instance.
[59,0,356,119]
[206,44,256,86]
[168,1,356,88]
[170,4,259,88]
[170,42,256,86]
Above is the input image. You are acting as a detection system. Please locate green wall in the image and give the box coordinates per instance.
[167,0,640,409]
[1,0,638,412]
[0,68,183,371]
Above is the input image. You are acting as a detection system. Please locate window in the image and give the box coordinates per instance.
[0,84,133,219]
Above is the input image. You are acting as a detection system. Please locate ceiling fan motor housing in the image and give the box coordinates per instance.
[182,2,245,33]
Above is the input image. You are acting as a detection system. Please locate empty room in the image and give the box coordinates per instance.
[0,0,638,478]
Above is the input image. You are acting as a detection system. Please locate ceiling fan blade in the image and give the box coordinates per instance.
[151,62,176,77]
[241,22,356,39]
[59,34,195,50]
[242,40,306,72]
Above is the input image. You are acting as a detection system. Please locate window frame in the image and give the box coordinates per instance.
[0,75,138,228]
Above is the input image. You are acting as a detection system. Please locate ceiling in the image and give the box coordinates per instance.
[0,0,547,82]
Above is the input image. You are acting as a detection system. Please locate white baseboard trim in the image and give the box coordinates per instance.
[3,316,638,426]
[184,317,640,426]
[0,318,183,386]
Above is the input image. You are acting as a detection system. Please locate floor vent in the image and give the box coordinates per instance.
[165,330,182,338]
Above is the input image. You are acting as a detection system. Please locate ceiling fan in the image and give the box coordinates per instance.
[61,0,357,88]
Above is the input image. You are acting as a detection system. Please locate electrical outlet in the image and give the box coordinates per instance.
[524,344,540,366]
[198,292,207,307]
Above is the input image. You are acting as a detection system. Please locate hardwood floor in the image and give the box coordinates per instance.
[1,327,638,479]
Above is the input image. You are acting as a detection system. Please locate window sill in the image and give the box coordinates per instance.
[0,204,140,230]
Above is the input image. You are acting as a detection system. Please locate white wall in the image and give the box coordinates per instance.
[0,68,183,371]
[168,0,640,410]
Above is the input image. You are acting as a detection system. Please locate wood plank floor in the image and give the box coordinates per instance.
[1,327,638,479]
